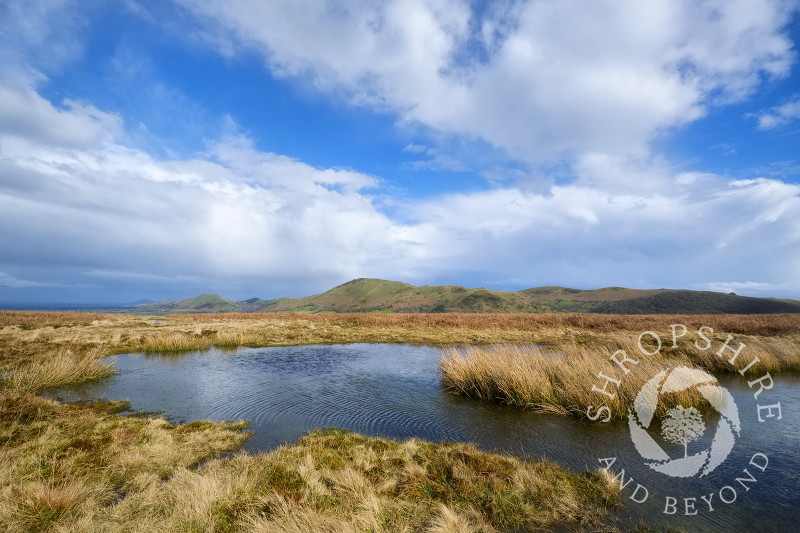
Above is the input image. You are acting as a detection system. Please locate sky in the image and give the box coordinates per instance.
[1,0,800,305]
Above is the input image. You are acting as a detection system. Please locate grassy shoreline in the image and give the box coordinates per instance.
[0,391,620,532]
[0,311,629,531]
[3,310,799,363]
[439,326,799,420]
[2,311,798,530]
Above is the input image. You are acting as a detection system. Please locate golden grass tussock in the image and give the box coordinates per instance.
[0,391,251,532]
[439,343,663,419]
[79,429,619,532]
[1,349,114,392]
[439,329,799,420]
[0,396,620,532]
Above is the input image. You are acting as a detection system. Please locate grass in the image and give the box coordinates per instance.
[1,349,114,392]
[3,312,799,366]
[439,330,800,419]
[1,311,796,530]
[0,393,620,532]
[0,391,250,532]
[176,311,800,336]
[70,429,620,532]
[0,311,631,531]
[440,344,699,419]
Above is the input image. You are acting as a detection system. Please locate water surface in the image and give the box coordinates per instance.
[52,344,799,531]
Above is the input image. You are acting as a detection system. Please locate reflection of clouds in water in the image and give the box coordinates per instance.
[48,344,800,530]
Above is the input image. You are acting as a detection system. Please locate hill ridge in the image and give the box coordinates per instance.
[134,278,800,315]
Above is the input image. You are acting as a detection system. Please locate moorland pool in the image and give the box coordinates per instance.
[51,343,800,531]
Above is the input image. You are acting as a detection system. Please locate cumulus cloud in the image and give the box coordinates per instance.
[0,88,411,293]
[0,77,432,298]
[2,74,799,298]
[180,0,796,163]
[1,2,799,300]
[399,172,800,293]
[755,96,800,129]
[0,82,122,148]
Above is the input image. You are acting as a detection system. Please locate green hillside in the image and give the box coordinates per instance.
[136,294,237,313]
[137,279,800,315]
[261,279,532,313]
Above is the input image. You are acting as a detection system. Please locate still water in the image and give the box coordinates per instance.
[51,343,799,531]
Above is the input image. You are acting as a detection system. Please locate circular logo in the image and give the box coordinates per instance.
[628,366,741,478]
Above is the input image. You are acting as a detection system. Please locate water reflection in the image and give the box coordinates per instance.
[51,344,800,531]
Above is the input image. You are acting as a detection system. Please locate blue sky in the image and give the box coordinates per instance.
[1,0,800,304]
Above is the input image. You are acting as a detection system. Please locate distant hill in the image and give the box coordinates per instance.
[135,278,800,315]
[136,294,238,313]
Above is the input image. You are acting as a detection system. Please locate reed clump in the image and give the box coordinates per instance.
[438,332,793,420]
[1,349,114,392]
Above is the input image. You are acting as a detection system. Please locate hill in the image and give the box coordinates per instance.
[136,294,238,313]
[136,279,800,315]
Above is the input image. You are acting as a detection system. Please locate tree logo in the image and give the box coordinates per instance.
[628,366,741,478]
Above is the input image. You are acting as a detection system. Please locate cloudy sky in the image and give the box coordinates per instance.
[1,0,800,305]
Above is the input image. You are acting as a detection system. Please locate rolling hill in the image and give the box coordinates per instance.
[135,294,239,313]
[135,278,800,315]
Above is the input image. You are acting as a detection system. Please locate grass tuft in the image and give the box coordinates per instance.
[90,428,620,532]
[1,349,113,392]
[439,335,798,420]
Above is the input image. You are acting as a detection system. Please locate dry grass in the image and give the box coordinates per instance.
[1,349,113,392]
[0,394,620,532]
[176,311,800,336]
[440,328,800,419]
[1,311,798,371]
[57,429,620,532]
[0,311,109,328]
[0,391,250,532]
[1,310,796,530]
[439,343,697,419]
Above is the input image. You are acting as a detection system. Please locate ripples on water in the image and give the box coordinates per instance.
[51,343,800,531]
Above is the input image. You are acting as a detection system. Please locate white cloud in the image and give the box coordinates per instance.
[755,96,800,129]
[1,1,799,300]
[398,174,800,294]
[701,280,800,295]
[401,143,468,172]
[0,81,122,148]
[180,0,796,163]
[0,77,416,291]
[0,0,88,77]
[1,76,799,298]
[402,143,427,154]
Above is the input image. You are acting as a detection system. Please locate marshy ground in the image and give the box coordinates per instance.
[1,311,798,531]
